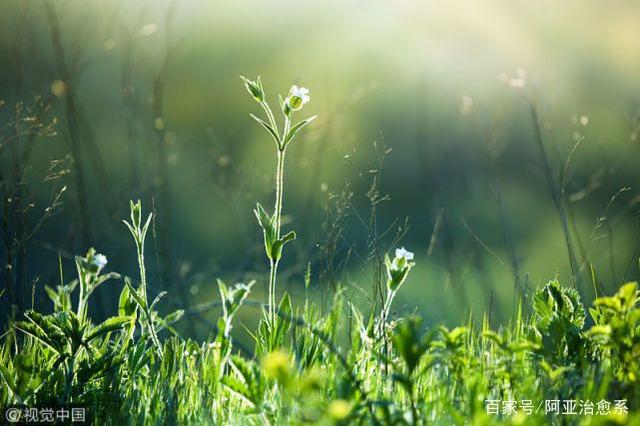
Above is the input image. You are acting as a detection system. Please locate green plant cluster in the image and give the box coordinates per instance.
[1,225,639,424]
[1,78,639,425]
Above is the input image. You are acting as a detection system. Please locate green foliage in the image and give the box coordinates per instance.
[392,317,431,376]
[3,250,640,424]
[244,77,316,335]
[1,80,639,424]
[531,278,586,365]
[588,282,640,383]
[254,202,296,262]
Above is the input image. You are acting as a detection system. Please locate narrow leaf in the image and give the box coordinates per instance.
[250,113,279,142]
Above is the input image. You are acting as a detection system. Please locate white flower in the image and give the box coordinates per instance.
[93,253,108,269]
[286,85,310,110]
[395,247,414,261]
[386,247,415,292]
[291,86,310,103]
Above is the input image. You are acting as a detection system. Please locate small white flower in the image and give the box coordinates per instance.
[93,253,108,269]
[386,247,415,292]
[291,86,310,102]
[395,247,414,261]
[286,85,310,110]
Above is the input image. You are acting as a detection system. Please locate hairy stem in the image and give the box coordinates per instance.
[268,260,278,327]
[268,148,286,325]
[135,234,162,356]
[137,243,147,303]
[274,149,286,236]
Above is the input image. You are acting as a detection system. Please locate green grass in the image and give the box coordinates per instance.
[1,244,639,424]
[1,78,640,425]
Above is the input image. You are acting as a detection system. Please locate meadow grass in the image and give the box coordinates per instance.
[1,79,639,425]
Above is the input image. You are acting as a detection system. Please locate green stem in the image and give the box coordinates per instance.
[268,260,278,329]
[136,236,163,357]
[409,382,418,426]
[144,306,164,357]
[136,244,147,334]
[64,356,75,402]
[274,149,286,237]
[268,148,286,326]
[261,101,279,137]
[77,280,86,323]
[380,289,396,377]
[381,289,397,332]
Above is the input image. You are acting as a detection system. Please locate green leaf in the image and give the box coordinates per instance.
[240,75,264,102]
[270,230,296,261]
[587,324,612,337]
[272,293,292,348]
[253,202,273,230]
[222,375,253,406]
[130,199,142,228]
[164,310,184,325]
[15,321,60,354]
[482,330,503,347]
[227,281,254,318]
[594,296,621,312]
[123,220,137,241]
[16,311,67,354]
[0,363,23,404]
[141,213,153,243]
[124,278,147,310]
[617,282,638,311]
[284,115,316,146]
[85,316,133,342]
[448,327,468,343]
[254,203,278,260]
[149,291,167,312]
[392,317,428,374]
[250,113,279,142]
[119,284,137,317]
[278,94,291,117]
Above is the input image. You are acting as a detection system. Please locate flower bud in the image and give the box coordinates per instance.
[241,76,264,102]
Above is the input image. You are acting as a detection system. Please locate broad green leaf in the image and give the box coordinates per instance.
[85,316,133,342]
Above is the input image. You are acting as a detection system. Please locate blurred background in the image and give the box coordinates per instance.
[1,0,639,337]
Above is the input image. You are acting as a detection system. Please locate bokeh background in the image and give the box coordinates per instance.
[1,0,640,336]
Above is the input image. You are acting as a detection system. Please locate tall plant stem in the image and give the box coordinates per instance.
[268,259,278,327]
[135,239,163,356]
[136,243,147,303]
[274,149,286,237]
[268,148,286,325]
